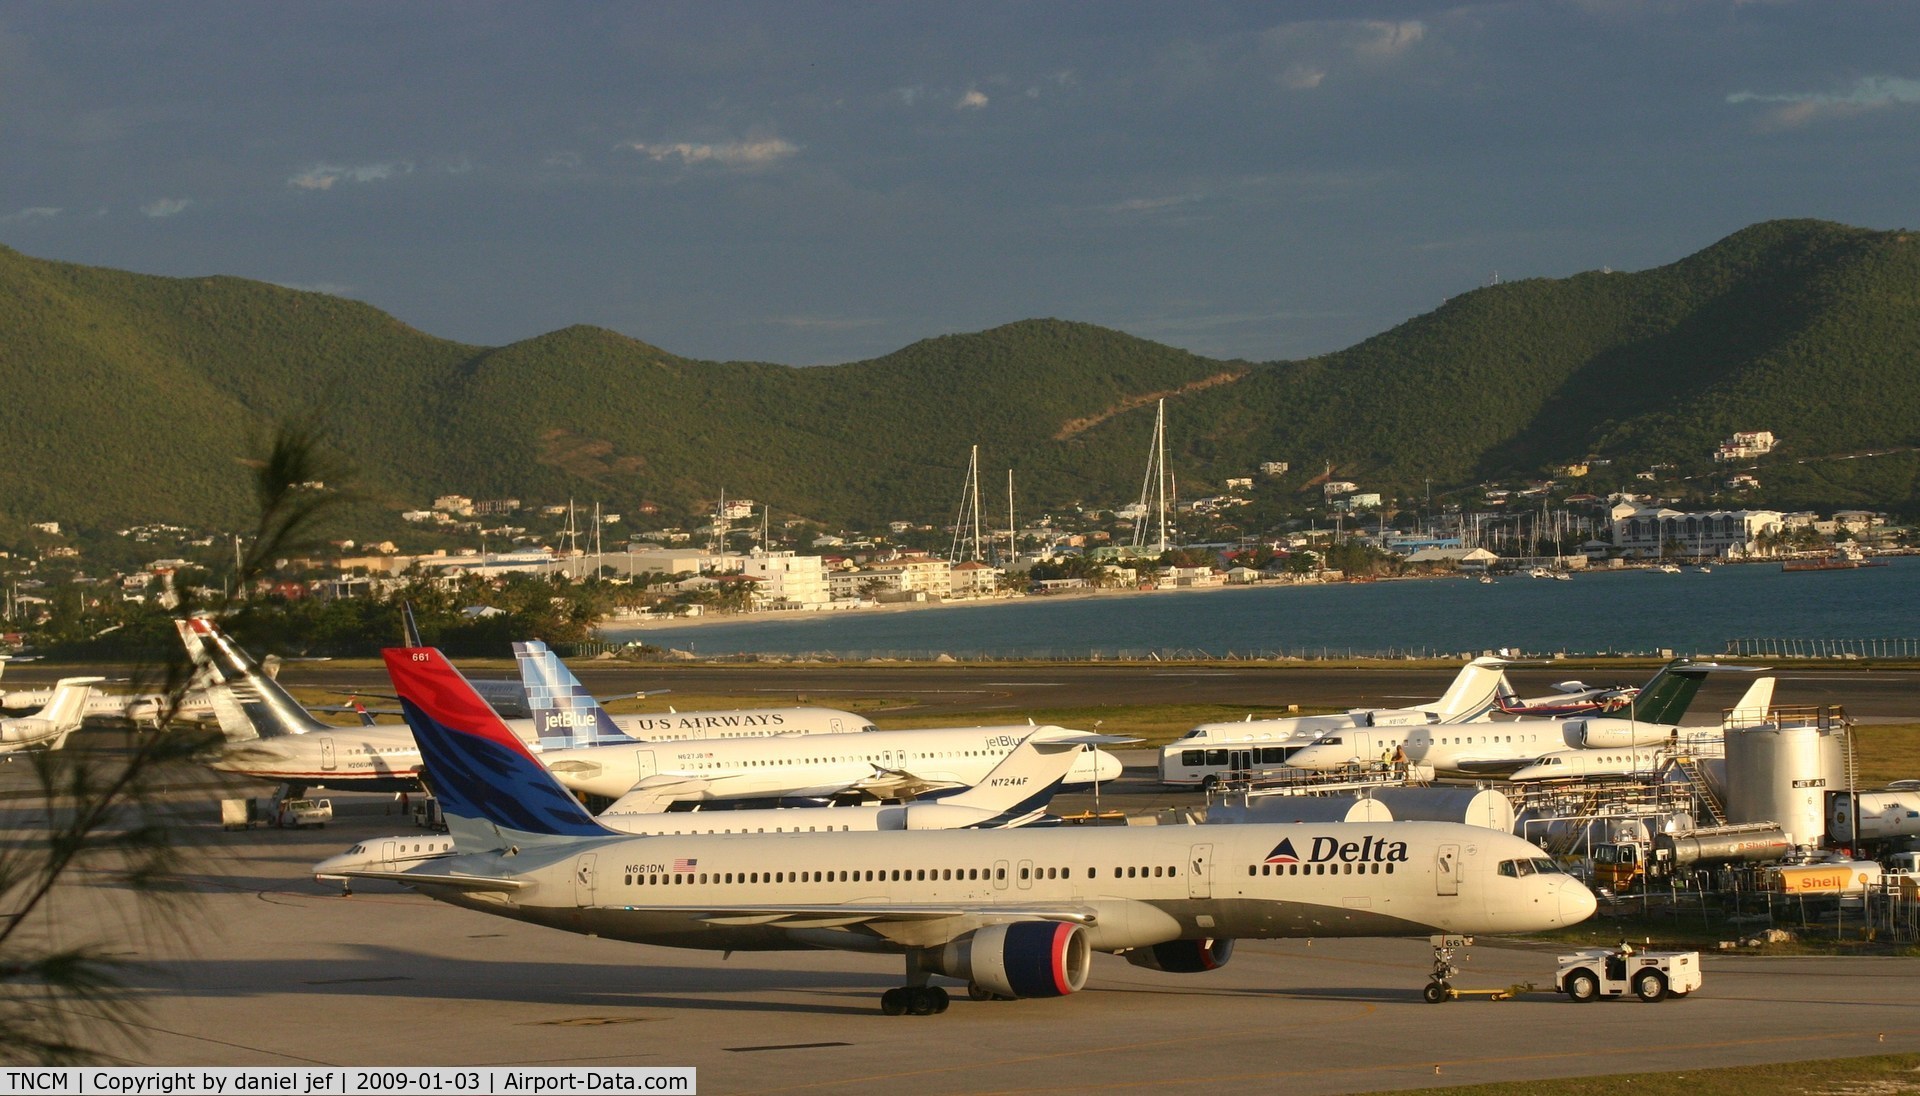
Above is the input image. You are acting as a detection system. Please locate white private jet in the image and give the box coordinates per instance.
[0,676,103,754]
[1158,655,1518,786]
[515,641,1122,807]
[1,657,213,726]
[312,727,1121,892]
[1287,660,1763,778]
[1506,676,1775,782]
[337,646,1597,1014]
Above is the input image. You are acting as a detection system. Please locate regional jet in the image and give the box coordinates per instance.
[337,646,1597,1014]
[0,676,102,754]
[1287,660,1762,778]
[516,641,1121,808]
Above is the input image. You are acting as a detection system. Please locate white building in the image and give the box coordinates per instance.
[1715,431,1778,462]
[948,560,1001,596]
[740,551,830,608]
[1610,507,1784,559]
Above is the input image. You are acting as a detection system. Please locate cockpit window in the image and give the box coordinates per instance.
[1531,858,1562,874]
[1322,737,1344,746]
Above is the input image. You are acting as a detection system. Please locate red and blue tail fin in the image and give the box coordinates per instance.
[382,647,612,843]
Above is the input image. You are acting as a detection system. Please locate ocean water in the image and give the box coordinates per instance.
[598,558,1920,660]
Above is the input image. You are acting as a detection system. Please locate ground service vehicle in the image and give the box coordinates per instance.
[1556,947,1701,1002]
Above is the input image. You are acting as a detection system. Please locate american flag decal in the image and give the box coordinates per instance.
[673,858,698,872]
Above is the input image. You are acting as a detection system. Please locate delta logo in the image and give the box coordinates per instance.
[1265,835,1412,865]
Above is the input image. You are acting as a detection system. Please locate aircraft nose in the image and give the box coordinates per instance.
[1561,879,1599,924]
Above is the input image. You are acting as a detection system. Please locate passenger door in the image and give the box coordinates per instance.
[1189,844,1213,899]
[1436,843,1461,897]
[574,853,598,906]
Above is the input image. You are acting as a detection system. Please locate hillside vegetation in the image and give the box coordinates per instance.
[3,218,1917,531]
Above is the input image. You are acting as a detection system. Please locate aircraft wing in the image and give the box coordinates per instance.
[1452,757,1535,776]
[337,869,530,892]
[850,766,963,800]
[693,904,1097,930]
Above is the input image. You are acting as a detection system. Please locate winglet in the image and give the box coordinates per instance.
[383,647,612,845]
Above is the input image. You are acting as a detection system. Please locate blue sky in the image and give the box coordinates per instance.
[2,2,1915,365]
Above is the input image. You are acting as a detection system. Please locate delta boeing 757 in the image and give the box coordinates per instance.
[341,647,1597,1014]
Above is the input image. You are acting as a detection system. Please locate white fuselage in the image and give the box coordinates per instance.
[1287,715,1688,778]
[541,724,1122,802]
[409,821,1595,954]
[547,707,877,742]
[208,709,874,790]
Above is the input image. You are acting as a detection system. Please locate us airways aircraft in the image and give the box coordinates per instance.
[177,617,426,793]
[1507,676,1775,783]
[0,677,102,754]
[1288,660,1760,778]
[516,642,1122,807]
[312,728,1116,892]
[176,618,874,794]
[344,647,1597,1014]
[513,640,875,744]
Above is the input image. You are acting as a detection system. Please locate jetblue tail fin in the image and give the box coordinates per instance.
[384,647,613,848]
[175,617,333,739]
[926,729,1133,826]
[514,640,634,749]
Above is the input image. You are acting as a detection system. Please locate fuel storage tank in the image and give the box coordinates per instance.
[1722,713,1848,846]
[1364,787,1516,834]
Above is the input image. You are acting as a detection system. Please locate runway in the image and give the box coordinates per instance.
[33,797,1919,1091]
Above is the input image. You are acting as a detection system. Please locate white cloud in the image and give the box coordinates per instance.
[1,206,61,224]
[140,197,190,218]
[1104,193,1203,215]
[1281,64,1325,90]
[1727,75,1920,126]
[956,89,989,110]
[544,151,583,169]
[623,138,798,167]
[893,85,924,107]
[1352,19,1425,58]
[287,161,414,190]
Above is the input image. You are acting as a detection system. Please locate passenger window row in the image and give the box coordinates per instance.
[1248,862,1393,876]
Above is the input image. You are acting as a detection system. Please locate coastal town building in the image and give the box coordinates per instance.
[739,551,831,608]
[1608,507,1785,559]
[1715,430,1778,462]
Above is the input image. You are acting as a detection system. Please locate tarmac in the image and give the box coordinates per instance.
[5,661,1919,1091]
[6,774,1918,1093]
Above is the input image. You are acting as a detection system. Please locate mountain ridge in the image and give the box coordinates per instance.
[2,218,1916,533]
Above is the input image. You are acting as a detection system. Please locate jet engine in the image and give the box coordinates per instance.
[1570,718,1673,749]
[1122,938,1235,974]
[927,921,1091,999]
[0,719,50,744]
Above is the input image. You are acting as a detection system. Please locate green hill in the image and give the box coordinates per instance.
[2,218,1918,533]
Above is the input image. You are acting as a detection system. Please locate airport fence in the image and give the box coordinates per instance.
[1722,637,1920,659]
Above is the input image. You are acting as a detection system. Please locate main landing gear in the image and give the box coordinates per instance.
[879,986,949,1015]
[880,952,952,1016]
